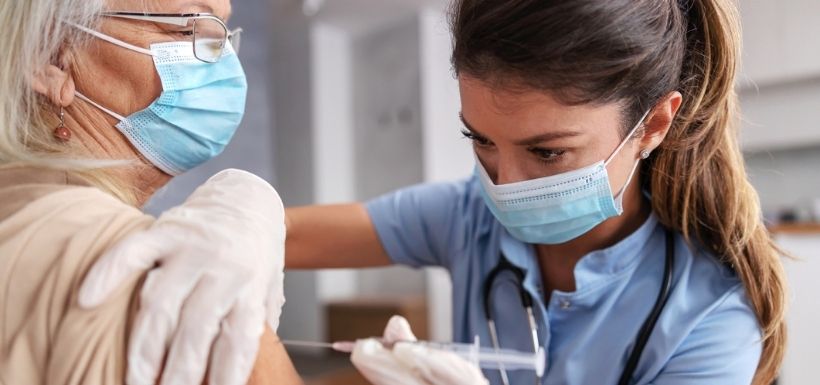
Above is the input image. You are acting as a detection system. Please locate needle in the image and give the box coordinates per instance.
[281,339,358,353]
[280,340,335,349]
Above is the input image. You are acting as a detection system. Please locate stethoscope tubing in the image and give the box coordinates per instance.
[483,228,676,385]
[616,228,675,385]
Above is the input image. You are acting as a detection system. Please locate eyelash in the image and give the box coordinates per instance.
[461,130,493,147]
[461,129,566,164]
[529,147,566,164]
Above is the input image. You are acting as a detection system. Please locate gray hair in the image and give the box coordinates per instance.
[0,0,104,167]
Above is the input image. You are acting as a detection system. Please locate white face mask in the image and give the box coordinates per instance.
[476,109,651,244]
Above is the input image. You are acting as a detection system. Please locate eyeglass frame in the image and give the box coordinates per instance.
[99,11,243,63]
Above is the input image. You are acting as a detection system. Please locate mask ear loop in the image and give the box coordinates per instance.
[612,154,645,208]
[66,22,150,122]
[604,109,652,166]
[67,22,155,57]
[74,92,127,122]
[604,109,653,209]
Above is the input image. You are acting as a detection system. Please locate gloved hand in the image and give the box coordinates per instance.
[351,316,489,385]
[78,169,286,385]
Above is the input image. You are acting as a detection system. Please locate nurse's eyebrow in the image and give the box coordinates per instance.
[459,114,481,134]
[513,130,582,146]
[459,114,493,142]
[459,113,581,145]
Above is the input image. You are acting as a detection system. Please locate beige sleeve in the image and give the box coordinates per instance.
[0,187,154,385]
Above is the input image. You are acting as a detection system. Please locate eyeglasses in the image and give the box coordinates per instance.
[101,12,243,63]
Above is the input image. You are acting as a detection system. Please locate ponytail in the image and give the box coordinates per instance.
[449,0,788,381]
[649,1,787,383]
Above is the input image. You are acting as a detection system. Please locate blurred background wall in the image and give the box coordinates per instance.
[144,0,819,383]
[738,2,820,384]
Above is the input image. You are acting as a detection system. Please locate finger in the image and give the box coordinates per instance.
[351,339,427,385]
[126,257,205,385]
[79,231,172,308]
[394,343,489,385]
[208,298,266,385]
[159,268,247,385]
[383,315,417,343]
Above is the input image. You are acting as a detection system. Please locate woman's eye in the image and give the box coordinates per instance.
[530,147,566,162]
[461,130,493,147]
[175,30,195,37]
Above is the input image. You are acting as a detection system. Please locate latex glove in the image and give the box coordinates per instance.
[351,316,489,385]
[78,169,287,385]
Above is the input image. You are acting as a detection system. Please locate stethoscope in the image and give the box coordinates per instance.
[482,228,675,385]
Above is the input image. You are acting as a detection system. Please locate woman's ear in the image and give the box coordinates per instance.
[31,63,76,107]
[640,91,682,152]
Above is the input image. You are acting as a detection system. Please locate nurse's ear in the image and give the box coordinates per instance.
[31,57,76,108]
[638,91,682,153]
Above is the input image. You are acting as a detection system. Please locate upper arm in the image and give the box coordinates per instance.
[649,287,762,385]
[366,179,473,268]
[236,328,303,385]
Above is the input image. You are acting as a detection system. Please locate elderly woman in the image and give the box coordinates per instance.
[0,0,300,384]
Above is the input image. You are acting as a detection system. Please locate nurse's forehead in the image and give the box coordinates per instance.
[459,78,623,139]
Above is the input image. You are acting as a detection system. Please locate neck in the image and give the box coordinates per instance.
[535,178,651,292]
[64,102,171,206]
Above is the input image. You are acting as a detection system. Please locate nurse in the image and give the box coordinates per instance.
[84,0,787,384]
[286,0,786,384]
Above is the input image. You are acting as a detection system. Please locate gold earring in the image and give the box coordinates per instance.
[53,107,71,142]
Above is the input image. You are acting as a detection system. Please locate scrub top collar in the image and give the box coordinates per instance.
[499,211,661,301]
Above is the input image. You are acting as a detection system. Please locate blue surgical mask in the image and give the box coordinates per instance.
[72,25,247,175]
[476,110,651,245]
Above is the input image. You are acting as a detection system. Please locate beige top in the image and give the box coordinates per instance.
[0,167,155,385]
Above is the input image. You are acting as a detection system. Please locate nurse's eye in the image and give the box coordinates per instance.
[461,130,494,148]
[529,147,566,163]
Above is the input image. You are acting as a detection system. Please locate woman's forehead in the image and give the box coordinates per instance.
[458,77,629,151]
[459,76,622,130]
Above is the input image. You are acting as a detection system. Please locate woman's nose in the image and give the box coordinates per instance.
[494,158,530,185]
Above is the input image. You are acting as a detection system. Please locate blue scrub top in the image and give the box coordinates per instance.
[366,175,762,385]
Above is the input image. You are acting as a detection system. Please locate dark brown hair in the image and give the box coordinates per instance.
[450,1,786,384]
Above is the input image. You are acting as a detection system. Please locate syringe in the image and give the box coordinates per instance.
[281,337,546,377]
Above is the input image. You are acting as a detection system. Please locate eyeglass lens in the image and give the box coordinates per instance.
[193,17,228,63]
